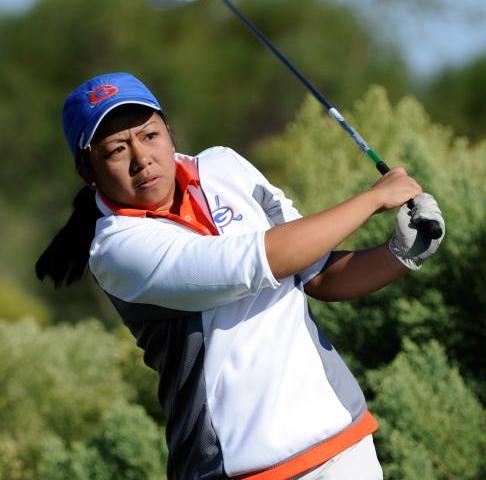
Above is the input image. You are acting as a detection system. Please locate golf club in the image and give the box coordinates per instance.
[147,0,443,240]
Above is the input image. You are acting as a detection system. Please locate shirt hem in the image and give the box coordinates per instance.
[233,410,378,480]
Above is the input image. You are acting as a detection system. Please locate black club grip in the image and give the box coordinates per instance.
[405,199,443,240]
[376,161,443,241]
[418,220,443,240]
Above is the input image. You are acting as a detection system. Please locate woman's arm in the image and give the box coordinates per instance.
[90,167,422,313]
[303,245,408,302]
[264,167,422,279]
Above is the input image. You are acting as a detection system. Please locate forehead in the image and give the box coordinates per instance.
[92,105,162,144]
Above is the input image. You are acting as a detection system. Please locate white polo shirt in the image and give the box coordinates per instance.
[89,147,377,479]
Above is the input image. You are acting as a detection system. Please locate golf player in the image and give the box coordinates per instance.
[37,72,445,479]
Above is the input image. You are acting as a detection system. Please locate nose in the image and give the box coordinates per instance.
[130,140,151,173]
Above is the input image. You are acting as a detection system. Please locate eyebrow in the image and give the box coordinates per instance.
[100,120,160,146]
[136,120,158,134]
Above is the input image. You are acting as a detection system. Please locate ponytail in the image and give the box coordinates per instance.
[35,186,102,287]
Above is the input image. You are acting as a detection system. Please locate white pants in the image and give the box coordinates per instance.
[293,435,384,480]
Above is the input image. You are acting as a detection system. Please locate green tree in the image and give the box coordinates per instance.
[423,55,486,142]
[0,318,168,479]
[37,401,168,480]
[368,339,485,479]
[252,86,486,398]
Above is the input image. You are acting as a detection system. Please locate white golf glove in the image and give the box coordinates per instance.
[389,193,445,271]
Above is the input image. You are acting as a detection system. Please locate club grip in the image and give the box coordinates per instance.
[376,161,390,176]
[406,199,443,240]
[418,220,443,240]
[377,161,443,241]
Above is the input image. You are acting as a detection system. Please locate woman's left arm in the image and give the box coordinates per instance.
[304,244,408,301]
[305,192,446,301]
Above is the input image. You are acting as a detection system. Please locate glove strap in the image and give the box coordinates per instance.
[388,237,423,271]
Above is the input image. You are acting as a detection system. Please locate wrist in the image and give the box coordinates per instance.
[360,189,383,215]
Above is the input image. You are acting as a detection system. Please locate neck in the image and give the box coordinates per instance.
[167,183,182,215]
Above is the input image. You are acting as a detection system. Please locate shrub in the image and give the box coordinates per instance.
[0,318,135,478]
[37,401,167,480]
[368,339,485,479]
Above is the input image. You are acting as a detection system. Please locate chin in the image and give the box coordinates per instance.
[136,192,168,211]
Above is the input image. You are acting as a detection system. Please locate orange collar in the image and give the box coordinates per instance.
[98,155,219,236]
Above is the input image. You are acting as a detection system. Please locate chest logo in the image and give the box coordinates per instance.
[212,195,243,232]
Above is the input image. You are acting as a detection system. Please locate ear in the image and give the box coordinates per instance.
[76,161,97,191]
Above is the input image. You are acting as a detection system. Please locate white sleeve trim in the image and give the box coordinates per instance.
[256,229,281,290]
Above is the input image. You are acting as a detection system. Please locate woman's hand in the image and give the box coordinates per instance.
[369,167,423,213]
[389,192,446,270]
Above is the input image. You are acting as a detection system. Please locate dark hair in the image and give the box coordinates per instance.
[36,107,174,288]
[35,181,102,288]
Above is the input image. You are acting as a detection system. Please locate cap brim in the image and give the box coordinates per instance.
[79,99,161,150]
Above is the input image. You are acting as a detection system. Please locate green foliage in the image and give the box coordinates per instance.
[0,317,168,479]
[0,318,157,478]
[0,434,27,480]
[88,401,167,480]
[423,54,486,142]
[0,277,51,325]
[253,87,486,400]
[37,401,167,480]
[0,318,130,442]
[368,339,485,479]
[37,435,111,480]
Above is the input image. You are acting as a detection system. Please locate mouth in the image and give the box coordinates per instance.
[136,176,161,190]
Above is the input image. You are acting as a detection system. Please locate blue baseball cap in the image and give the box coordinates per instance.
[62,72,162,157]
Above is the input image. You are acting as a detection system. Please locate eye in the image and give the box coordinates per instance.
[104,146,125,159]
[146,132,158,141]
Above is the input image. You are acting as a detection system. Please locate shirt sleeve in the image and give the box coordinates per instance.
[89,216,280,312]
[228,148,331,285]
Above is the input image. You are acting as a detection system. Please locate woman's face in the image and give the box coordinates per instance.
[85,106,177,211]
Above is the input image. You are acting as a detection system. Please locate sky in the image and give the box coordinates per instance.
[341,0,486,78]
[0,0,33,10]
[1,0,485,78]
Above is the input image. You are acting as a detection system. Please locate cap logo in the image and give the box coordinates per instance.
[88,84,119,106]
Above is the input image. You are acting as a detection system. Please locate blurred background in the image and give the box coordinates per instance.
[0,0,484,478]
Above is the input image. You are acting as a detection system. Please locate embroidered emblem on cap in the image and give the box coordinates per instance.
[88,84,119,106]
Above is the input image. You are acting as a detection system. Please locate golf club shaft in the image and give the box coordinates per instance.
[222,0,442,240]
